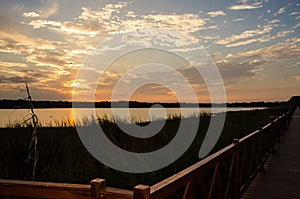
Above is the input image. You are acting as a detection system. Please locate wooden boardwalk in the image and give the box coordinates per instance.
[242,108,300,199]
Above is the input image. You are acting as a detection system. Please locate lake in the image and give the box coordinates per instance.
[0,107,264,127]
[0,107,266,127]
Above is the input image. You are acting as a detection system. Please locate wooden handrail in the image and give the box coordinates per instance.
[147,108,295,199]
[0,108,295,199]
[150,143,236,199]
[0,179,91,199]
[0,179,133,199]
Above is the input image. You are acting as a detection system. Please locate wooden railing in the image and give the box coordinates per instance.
[0,178,133,199]
[0,108,295,199]
[147,108,295,199]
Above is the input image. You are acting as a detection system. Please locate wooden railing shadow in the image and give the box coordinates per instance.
[0,108,295,199]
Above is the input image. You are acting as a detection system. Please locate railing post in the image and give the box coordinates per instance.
[232,139,240,199]
[258,131,266,173]
[208,162,221,199]
[270,122,277,154]
[134,185,150,199]
[183,179,198,199]
[91,178,106,199]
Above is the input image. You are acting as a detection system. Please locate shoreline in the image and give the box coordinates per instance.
[0,99,288,109]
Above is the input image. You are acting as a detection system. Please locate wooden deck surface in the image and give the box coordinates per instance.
[242,107,300,199]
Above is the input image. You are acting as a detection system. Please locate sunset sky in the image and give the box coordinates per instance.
[0,0,299,103]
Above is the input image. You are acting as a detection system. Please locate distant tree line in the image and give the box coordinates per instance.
[0,98,294,109]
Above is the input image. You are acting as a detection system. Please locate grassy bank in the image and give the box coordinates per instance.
[0,106,291,189]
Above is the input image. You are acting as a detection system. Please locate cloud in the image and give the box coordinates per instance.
[0,29,79,87]
[27,3,130,35]
[9,30,98,73]
[21,1,59,19]
[229,2,263,10]
[25,49,70,69]
[0,75,35,84]
[20,0,214,52]
[2,1,298,102]
[207,10,226,17]
[0,30,64,50]
[98,67,204,102]
[28,19,60,29]
[215,24,274,47]
[79,2,128,21]
[223,37,261,47]
[294,75,300,81]
[28,19,102,36]
[22,12,40,18]
[276,30,294,37]
[215,21,293,48]
[290,11,300,15]
[39,1,59,18]
[0,67,25,77]
[0,61,27,68]
[0,68,51,84]
[26,4,209,45]
[142,14,207,34]
[273,7,286,16]
[0,66,79,100]
[273,3,294,16]
[0,31,76,76]
[216,59,262,80]
[216,51,269,82]
[292,22,300,29]
[232,18,246,22]
[237,0,251,3]
[227,37,300,62]
[79,4,208,36]
[268,19,280,24]
[218,37,300,85]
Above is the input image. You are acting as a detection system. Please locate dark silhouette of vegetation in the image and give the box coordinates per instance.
[288,96,300,107]
[0,106,291,190]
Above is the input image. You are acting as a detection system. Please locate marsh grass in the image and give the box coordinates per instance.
[0,106,291,190]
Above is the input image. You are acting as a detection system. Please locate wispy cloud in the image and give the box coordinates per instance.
[207,10,226,17]
[215,24,274,47]
[143,14,207,34]
[232,18,245,22]
[0,30,66,53]
[39,1,59,18]
[292,22,300,29]
[26,4,208,40]
[229,1,263,10]
[28,19,102,36]
[0,28,79,92]
[217,37,300,86]
[226,37,300,62]
[22,1,59,19]
[22,12,40,18]
[273,7,286,16]
[267,19,280,24]
[0,61,27,68]
[290,11,300,15]
[276,30,294,37]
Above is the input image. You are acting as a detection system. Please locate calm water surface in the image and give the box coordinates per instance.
[0,107,266,127]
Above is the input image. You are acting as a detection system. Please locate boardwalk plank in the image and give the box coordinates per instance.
[242,108,300,199]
